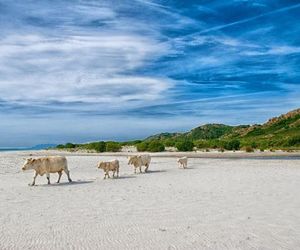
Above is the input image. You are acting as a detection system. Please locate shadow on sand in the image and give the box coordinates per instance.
[39,180,94,187]
[145,169,167,174]
[112,175,136,180]
[178,167,195,170]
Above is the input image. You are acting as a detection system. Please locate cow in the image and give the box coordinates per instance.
[177,156,188,169]
[97,159,119,179]
[22,156,72,186]
[128,154,151,173]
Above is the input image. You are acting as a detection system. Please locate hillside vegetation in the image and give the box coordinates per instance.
[56,108,300,152]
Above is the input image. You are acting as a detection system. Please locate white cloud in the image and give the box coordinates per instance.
[242,45,300,56]
[268,46,300,55]
[0,32,172,107]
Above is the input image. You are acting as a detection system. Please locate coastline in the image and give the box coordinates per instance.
[3,149,300,159]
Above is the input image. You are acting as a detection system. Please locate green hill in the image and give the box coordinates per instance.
[226,108,300,148]
[56,108,300,152]
[144,108,300,150]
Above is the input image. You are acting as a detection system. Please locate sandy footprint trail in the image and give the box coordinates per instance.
[0,152,300,249]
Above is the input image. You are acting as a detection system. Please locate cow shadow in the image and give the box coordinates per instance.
[113,175,136,180]
[40,180,94,187]
[145,169,167,174]
[178,167,195,170]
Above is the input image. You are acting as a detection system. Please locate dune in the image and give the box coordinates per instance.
[0,150,299,249]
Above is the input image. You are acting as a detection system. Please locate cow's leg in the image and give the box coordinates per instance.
[134,167,137,174]
[145,163,149,173]
[63,169,72,182]
[31,171,38,186]
[113,170,115,178]
[117,168,119,178]
[46,172,50,185]
[57,171,62,183]
[139,166,142,173]
[104,171,110,179]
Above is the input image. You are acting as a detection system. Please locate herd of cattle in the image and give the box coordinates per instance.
[22,155,188,185]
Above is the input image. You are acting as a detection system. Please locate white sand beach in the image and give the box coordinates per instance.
[0,150,300,249]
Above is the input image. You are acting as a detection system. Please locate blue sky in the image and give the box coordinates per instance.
[0,0,299,147]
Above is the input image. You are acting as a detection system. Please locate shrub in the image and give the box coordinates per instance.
[163,139,176,147]
[224,139,240,151]
[287,136,300,146]
[251,142,258,149]
[85,141,106,152]
[121,140,142,146]
[137,142,149,152]
[147,141,165,152]
[194,140,210,149]
[65,143,76,149]
[106,142,121,152]
[175,140,194,152]
[245,146,254,153]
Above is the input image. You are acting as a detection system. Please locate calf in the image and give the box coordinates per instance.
[177,156,188,169]
[97,159,120,179]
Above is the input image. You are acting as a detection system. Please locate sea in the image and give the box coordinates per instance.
[0,148,32,152]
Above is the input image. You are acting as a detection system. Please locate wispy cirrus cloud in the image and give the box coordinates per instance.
[0,0,299,146]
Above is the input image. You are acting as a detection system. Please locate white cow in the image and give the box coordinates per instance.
[177,156,188,169]
[97,159,120,179]
[128,154,151,173]
[22,156,72,185]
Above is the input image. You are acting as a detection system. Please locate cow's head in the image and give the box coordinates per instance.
[127,156,137,165]
[22,158,37,171]
[97,161,104,169]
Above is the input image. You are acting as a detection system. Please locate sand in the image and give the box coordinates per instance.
[0,150,300,249]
